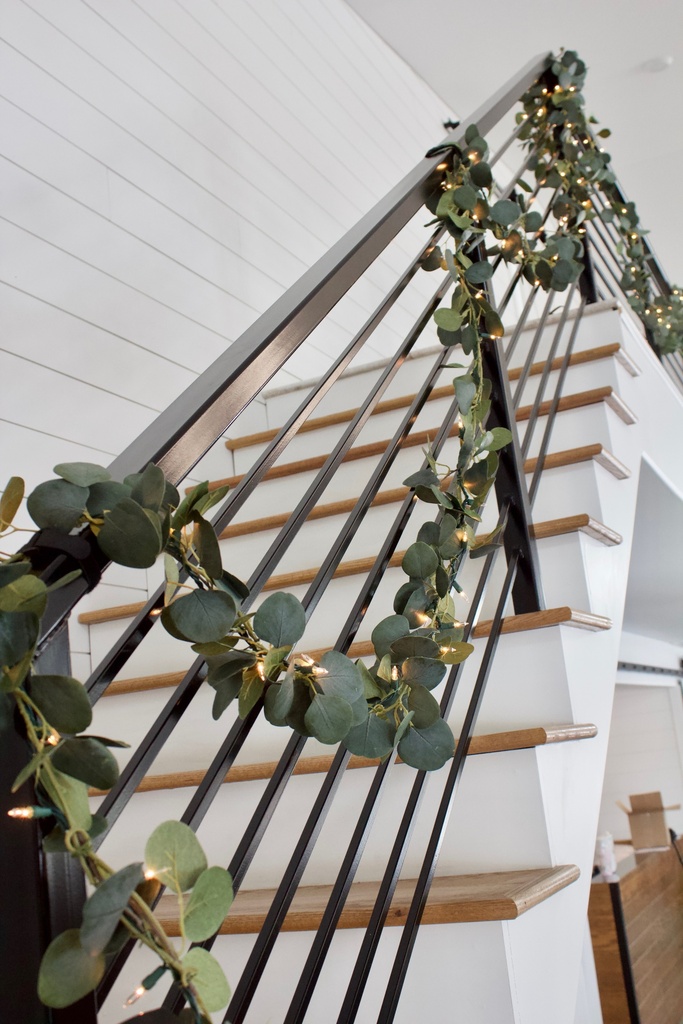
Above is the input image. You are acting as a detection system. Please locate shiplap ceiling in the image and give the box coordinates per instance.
[345,0,683,285]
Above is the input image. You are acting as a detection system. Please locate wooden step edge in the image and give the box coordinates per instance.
[523,444,631,480]
[81,551,409,627]
[202,425,459,494]
[508,342,622,381]
[105,607,610,696]
[219,487,409,539]
[472,606,612,639]
[154,864,580,934]
[516,386,637,425]
[90,723,598,795]
[225,385,456,451]
[531,514,622,546]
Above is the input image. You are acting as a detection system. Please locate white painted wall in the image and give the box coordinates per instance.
[0,0,448,494]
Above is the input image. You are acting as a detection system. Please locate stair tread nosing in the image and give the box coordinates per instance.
[90,724,598,794]
[154,864,581,934]
[207,432,630,494]
[223,343,638,452]
[81,514,621,628]
[103,608,610,696]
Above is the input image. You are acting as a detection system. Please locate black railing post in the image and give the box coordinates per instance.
[579,237,600,306]
[480,334,545,614]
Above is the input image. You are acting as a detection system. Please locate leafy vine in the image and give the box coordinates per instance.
[1,49,667,1019]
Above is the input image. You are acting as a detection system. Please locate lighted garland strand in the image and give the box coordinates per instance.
[516,49,683,353]
[0,48,661,1019]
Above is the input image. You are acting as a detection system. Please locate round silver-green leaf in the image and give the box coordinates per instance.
[401,542,439,580]
[50,737,120,791]
[80,863,143,955]
[397,717,455,771]
[162,589,236,643]
[184,866,234,942]
[182,948,230,1012]
[38,929,105,1008]
[253,592,306,647]
[54,462,111,487]
[29,675,93,734]
[145,820,207,894]
[97,497,163,568]
[27,479,88,532]
[343,713,395,758]
[371,614,410,659]
[317,650,364,703]
[304,693,353,744]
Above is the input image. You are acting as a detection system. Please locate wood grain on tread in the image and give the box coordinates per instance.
[90,724,597,795]
[531,514,622,546]
[472,606,612,639]
[523,444,631,480]
[155,865,580,934]
[203,425,459,493]
[223,344,638,452]
[104,671,186,697]
[83,516,620,629]
[225,386,456,450]
[516,387,637,425]
[219,487,409,539]
[508,342,631,381]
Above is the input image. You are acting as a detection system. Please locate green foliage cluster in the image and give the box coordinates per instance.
[517,49,683,353]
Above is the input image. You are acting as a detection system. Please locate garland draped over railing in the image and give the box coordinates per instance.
[0,48,675,1022]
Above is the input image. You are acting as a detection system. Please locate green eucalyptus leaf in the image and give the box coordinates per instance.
[490,199,521,226]
[486,427,513,451]
[0,561,30,587]
[452,184,478,211]
[401,542,438,580]
[27,479,88,532]
[469,161,492,188]
[98,497,163,568]
[453,375,477,415]
[215,569,250,604]
[145,820,207,894]
[129,463,166,511]
[193,484,230,517]
[435,563,449,598]
[0,574,47,616]
[371,614,410,658]
[390,635,440,662]
[433,308,463,332]
[357,660,383,700]
[484,309,504,339]
[407,684,441,728]
[416,521,440,546]
[162,589,236,643]
[211,674,243,720]
[80,863,144,955]
[317,650,364,703]
[0,476,24,528]
[285,678,313,737]
[40,767,92,832]
[464,261,493,284]
[29,675,93,734]
[397,717,455,771]
[50,737,120,791]
[402,657,448,690]
[11,746,52,793]
[184,866,234,942]
[192,515,223,580]
[238,669,264,718]
[86,481,132,518]
[525,210,543,233]
[343,712,394,758]
[38,929,105,1008]
[182,948,230,1012]
[253,591,306,647]
[439,641,474,664]
[393,710,414,748]
[264,673,295,724]
[54,462,110,488]
[304,693,353,744]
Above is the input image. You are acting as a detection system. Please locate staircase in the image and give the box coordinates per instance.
[66,298,647,1023]
[8,51,683,1024]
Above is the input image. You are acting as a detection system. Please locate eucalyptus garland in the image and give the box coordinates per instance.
[1,49,667,1020]
[516,49,683,353]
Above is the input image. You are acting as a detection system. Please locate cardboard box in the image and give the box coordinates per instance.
[617,791,681,850]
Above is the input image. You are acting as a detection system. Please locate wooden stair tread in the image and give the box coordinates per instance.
[225,375,635,454]
[523,444,631,480]
[203,426,460,493]
[82,514,620,628]
[103,604,609,690]
[222,343,638,453]
[516,386,637,425]
[471,606,612,639]
[90,724,597,793]
[507,342,638,381]
[154,864,580,933]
